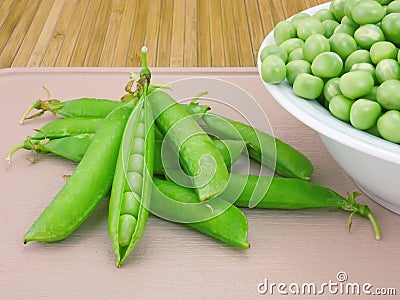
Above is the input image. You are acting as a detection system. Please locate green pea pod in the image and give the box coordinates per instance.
[153,139,245,174]
[202,113,313,180]
[24,134,93,162]
[108,98,155,266]
[221,174,381,240]
[20,95,210,124]
[152,178,249,249]
[149,90,229,201]
[6,117,105,163]
[211,139,245,168]
[7,105,218,164]
[20,98,122,124]
[23,103,134,243]
[30,117,104,140]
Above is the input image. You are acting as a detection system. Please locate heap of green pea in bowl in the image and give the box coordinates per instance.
[261,0,400,144]
[8,47,381,267]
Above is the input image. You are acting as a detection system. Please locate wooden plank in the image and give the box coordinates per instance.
[27,0,66,67]
[126,0,149,67]
[221,0,239,66]
[183,0,197,67]
[98,0,126,66]
[156,0,173,67]
[231,0,253,66]
[112,0,138,66]
[170,0,185,67]
[0,0,40,68]
[11,0,56,67]
[41,0,79,67]
[0,0,335,68]
[0,0,15,30]
[281,0,307,18]
[69,0,102,66]
[304,0,322,8]
[143,0,161,67]
[258,0,277,36]
[197,0,211,67]
[83,0,112,66]
[0,0,26,62]
[55,0,90,66]
[244,0,265,63]
[267,0,286,22]
[209,0,225,66]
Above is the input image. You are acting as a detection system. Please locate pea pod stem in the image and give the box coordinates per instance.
[19,102,38,124]
[346,192,381,240]
[6,143,28,163]
[6,138,50,163]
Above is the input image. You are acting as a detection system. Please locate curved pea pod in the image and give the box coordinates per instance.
[23,103,134,243]
[151,178,249,249]
[202,113,313,180]
[220,174,380,240]
[153,138,245,174]
[108,99,155,266]
[148,90,229,201]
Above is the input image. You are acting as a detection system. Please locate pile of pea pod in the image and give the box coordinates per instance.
[8,47,381,267]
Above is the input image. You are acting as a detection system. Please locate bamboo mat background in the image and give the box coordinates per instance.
[0,0,329,68]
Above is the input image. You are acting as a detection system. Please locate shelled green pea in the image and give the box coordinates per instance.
[286,60,311,85]
[375,59,400,83]
[350,99,382,130]
[370,41,398,65]
[293,73,324,100]
[261,55,286,84]
[377,110,400,143]
[377,79,400,110]
[323,77,342,102]
[302,34,330,62]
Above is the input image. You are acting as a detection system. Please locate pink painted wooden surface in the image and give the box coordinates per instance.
[0,68,398,299]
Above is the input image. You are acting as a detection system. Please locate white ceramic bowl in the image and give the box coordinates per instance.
[258,2,400,215]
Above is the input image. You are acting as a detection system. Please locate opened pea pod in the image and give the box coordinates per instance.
[108,98,154,266]
[108,48,155,266]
